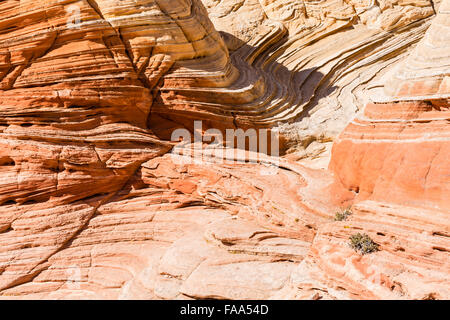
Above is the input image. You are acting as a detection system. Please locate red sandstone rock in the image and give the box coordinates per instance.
[0,0,448,300]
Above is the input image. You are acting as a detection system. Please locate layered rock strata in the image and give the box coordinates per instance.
[202,0,438,167]
[0,0,448,300]
[318,0,450,299]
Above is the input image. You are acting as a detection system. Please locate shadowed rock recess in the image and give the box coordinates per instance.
[0,0,448,299]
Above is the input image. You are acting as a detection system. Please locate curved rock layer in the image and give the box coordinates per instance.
[384,0,450,101]
[198,0,438,166]
[323,0,449,299]
[330,0,450,210]
[0,0,448,300]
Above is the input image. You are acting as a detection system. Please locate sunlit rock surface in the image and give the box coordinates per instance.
[0,0,448,299]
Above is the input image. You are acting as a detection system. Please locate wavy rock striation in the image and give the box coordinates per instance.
[317,0,450,299]
[202,0,438,167]
[0,0,448,299]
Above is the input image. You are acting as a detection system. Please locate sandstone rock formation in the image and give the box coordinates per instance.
[0,0,448,300]
[203,0,438,167]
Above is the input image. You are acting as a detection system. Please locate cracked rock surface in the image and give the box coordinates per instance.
[0,0,448,299]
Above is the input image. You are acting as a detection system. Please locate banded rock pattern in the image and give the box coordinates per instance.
[323,0,450,299]
[202,0,438,167]
[0,0,448,300]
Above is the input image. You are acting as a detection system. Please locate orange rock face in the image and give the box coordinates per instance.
[326,0,450,299]
[0,0,448,299]
[330,101,450,209]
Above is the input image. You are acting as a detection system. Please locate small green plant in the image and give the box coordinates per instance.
[334,207,352,221]
[349,233,379,255]
[422,292,438,300]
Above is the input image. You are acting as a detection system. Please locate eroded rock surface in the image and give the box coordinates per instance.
[0,0,448,299]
